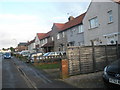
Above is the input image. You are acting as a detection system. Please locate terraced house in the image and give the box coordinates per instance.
[53,13,86,52]
[40,31,54,53]
[27,39,35,53]
[35,33,46,52]
[33,0,120,53]
[83,0,120,46]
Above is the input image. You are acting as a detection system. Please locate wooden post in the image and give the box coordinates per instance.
[105,45,108,65]
[91,40,96,72]
[116,41,119,59]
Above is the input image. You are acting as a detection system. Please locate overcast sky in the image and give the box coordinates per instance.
[0,0,91,49]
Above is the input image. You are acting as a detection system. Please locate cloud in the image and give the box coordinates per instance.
[0,14,51,49]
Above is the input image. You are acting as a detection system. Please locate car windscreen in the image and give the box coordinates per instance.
[4,53,11,56]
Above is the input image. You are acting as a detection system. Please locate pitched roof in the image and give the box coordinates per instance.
[54,23,65,31]
[37,33,46,40]
[60,12,86,32]
[27,39,35,45]
[113,0,120,4]
[42,30,52,39]
[18,42,27,46]
[41,41,54,48]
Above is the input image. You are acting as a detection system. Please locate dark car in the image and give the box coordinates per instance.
[103,59,120,88]
[4,52,11,59]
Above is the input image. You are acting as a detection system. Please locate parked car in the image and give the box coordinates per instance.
[3,52,11,59]
[103,59,120,88]
[20,50,30,57]
[27,52,43,63]
[56,51,66,56]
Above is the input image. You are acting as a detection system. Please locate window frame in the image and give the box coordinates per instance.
[108,10,113,23]
[89,17,98,29]
[78,25,84,33]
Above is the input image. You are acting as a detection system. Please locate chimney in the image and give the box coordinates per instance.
[68,16,74,21]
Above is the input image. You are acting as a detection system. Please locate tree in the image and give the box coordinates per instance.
[10,47,15,52]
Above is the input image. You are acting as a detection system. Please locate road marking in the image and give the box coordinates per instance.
[12,60,38,90]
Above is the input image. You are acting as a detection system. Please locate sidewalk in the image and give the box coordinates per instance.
[62,71,107,88]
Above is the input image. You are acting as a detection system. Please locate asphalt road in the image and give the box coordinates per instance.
[2,56,75,89]
[2,57,29,88]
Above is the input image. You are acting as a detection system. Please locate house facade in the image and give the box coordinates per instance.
[17,42,28,52]
[53,13,86,52]
[51,23,65,51]
[83,0,120,46]
[40,31,54,53]
[35,33,46,52]
[63,13,86,47]
[27,39,35,53]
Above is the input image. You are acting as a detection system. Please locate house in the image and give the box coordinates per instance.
[51,23,65,51]
[40,31,54,53]
[17,42,28,52]
[53,13,86,52]
[60,13,86,47]
[27,39,35,53]
[83,0,120,46]
[35,33,46,52]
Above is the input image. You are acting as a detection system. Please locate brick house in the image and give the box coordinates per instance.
[17,42,28,52]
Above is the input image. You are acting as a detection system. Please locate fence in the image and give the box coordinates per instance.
[66,44,120,76]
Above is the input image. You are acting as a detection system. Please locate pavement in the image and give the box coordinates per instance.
[2,56,75,88]
[62,71,107,88]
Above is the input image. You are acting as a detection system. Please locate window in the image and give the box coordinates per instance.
[57,34,60,39]
[108,10,113,23]
[70,29,74,36]
[78,25,83,33]
[62,32,65,38]
[89,17,98,29]
[51,37,54,41]
[45,38,47,43]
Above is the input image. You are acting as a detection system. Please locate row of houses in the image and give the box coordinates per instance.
[17,0,120,53]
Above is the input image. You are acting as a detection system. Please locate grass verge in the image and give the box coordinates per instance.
[34,63,60,69]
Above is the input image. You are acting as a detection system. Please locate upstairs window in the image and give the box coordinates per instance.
[62,32,65,38]
[78,25,83,33]
[89,17,98,29]
[108,10,113,23]
[70,29,74,36]
[57,34,60,40]
[51,37,54,41]
[45,38,47,43]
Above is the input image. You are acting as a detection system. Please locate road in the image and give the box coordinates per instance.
[2,56,75,89]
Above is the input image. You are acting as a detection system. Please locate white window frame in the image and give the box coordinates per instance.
[51,37,54,41]
[62,32,65,38]
[57,34,60,40]
[108,10,113,23]
[89,17,98,29]
[78,25,83,33]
